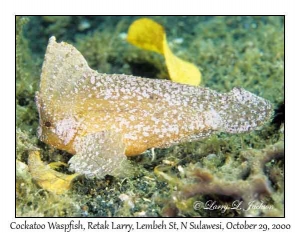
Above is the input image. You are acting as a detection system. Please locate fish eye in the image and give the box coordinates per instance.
[44,121,52,127]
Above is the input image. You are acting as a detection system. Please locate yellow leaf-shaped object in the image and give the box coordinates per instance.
[28,151,78,194]
[127,18,201,86]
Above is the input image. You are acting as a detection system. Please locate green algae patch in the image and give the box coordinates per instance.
[16,17,39,135]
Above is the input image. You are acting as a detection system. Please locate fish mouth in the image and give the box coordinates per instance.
[37,126,43,140]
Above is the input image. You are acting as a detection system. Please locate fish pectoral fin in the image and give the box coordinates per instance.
[69,131,133,179]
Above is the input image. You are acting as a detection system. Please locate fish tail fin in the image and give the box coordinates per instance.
[218,88,273,133]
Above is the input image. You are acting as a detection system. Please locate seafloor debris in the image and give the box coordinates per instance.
[28,151,78,194]
[33,36,273,194]
[127,18,201,86]
[158,140,284,217]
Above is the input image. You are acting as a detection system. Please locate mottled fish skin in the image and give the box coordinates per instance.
[36,37,273,178]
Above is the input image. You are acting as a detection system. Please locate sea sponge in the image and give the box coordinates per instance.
[157,140,284,217]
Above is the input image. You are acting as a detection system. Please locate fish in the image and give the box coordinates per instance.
[35,36,273,179]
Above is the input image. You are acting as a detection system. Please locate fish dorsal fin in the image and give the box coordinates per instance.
[39,36,94,104]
